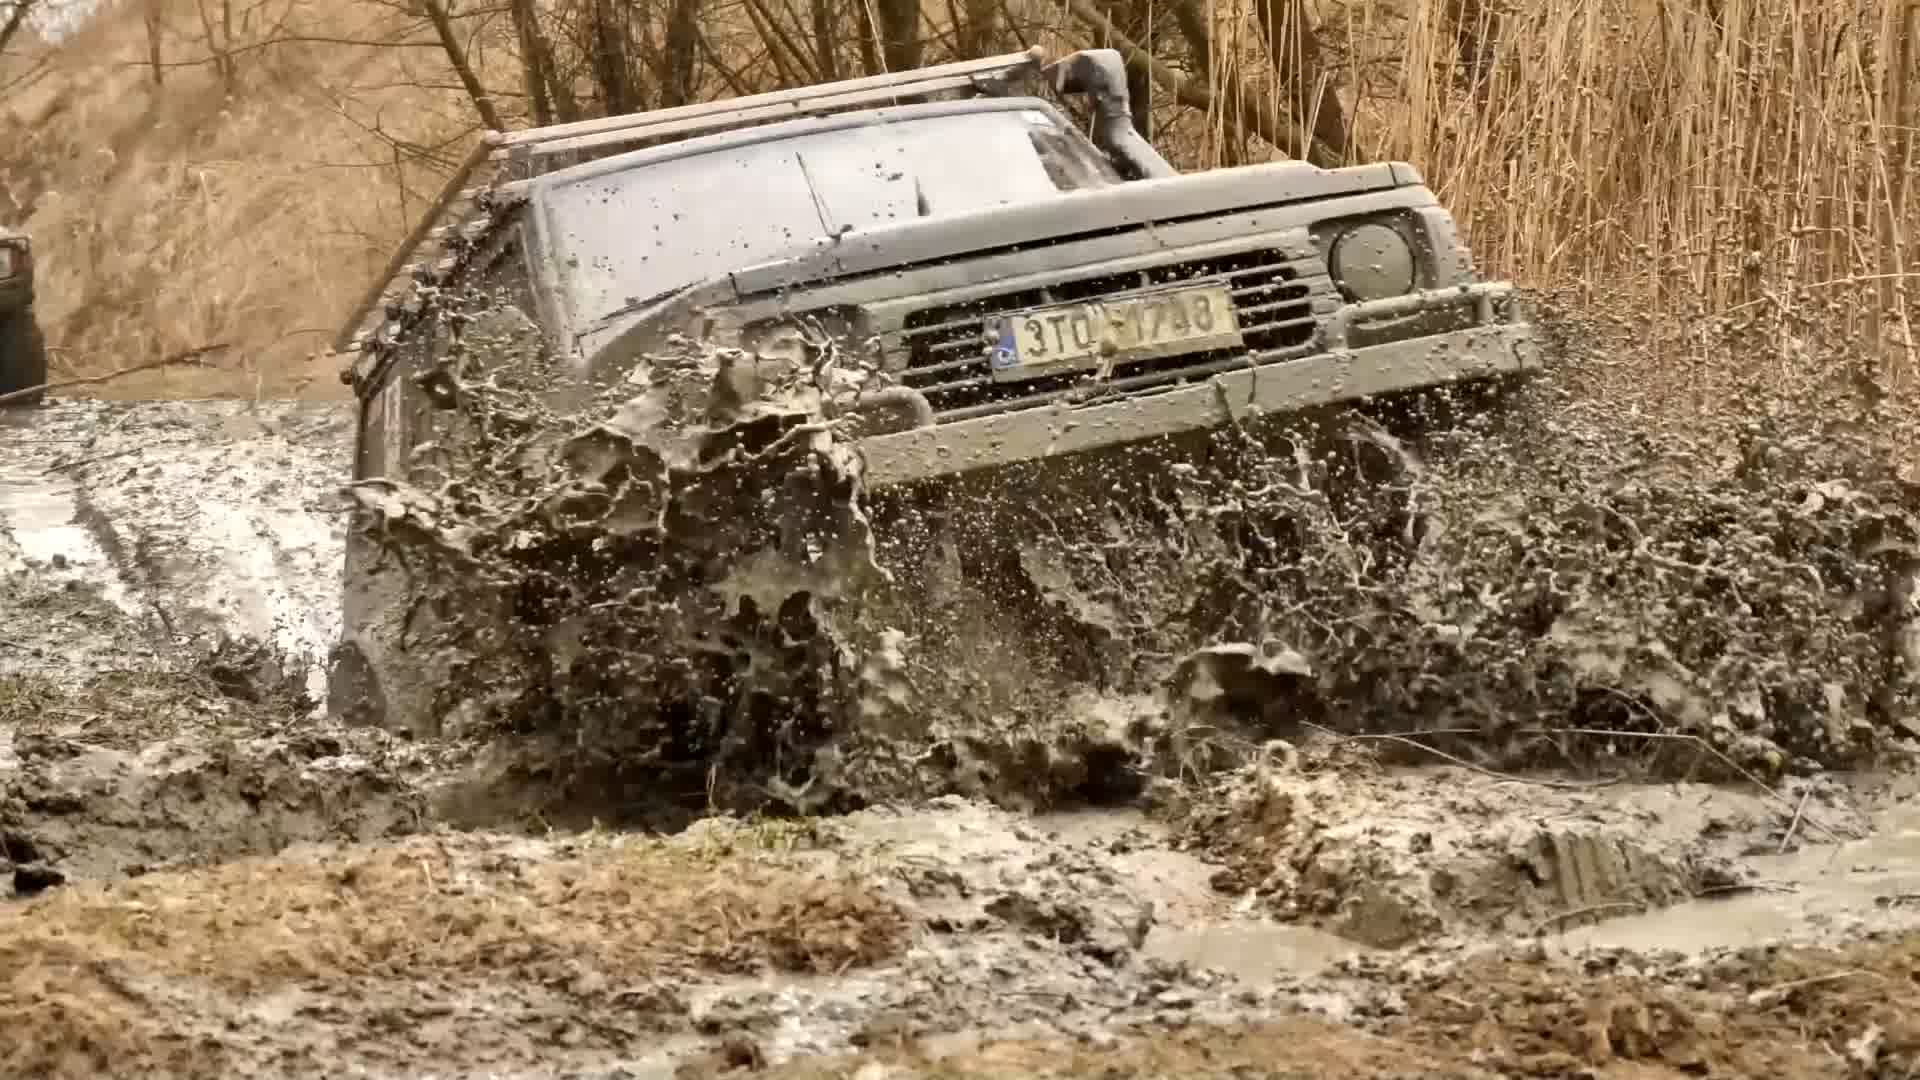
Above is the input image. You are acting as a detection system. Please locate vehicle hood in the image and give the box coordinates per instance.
[729,160,1421,296]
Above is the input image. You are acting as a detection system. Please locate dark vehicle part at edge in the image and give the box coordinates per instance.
[0,228,47,406]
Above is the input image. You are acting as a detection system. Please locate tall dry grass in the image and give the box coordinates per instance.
[1375,0,1918,395]
[0,0,1913,398]
[1167,0,1917,401]
[0,0,501,396]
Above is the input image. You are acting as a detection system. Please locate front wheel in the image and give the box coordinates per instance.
[0,307,48,406]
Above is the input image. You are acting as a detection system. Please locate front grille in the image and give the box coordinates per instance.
[897,249,1320,420]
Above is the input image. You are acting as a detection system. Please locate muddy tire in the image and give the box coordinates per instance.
[0,307,48,406]
[327,512,467,737]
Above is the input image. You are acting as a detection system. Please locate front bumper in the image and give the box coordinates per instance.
[856,281,1539,490]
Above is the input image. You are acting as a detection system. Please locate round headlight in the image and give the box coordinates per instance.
[1330,223,1417,302]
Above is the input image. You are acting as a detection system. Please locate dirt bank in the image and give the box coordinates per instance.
[747,932,1920,1079]
[3,769,1917,1078]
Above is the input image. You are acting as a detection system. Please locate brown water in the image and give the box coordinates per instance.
[1033,808,1374,980]
[1142,922,1372,982]
[1556,788,1920,954]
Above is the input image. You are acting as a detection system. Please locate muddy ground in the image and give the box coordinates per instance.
[3,323,1920,1077]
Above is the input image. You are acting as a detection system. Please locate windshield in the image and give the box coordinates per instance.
[537,107,1120,337]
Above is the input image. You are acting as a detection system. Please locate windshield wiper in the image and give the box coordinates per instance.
[586,281,704,332]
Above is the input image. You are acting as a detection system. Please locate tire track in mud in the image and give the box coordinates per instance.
[65,481,181,644]
[0,417,165,681]
[0,401,424,897]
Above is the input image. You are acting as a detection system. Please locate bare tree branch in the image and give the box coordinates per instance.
[662,0,703,106]
[586,0,636,114]
[112,32,446,71]
[1252,0,1348,165]
[0,0,35,58]
[508,0,552,123]
[0,344,232,406]
[741,0,812,85]
[808,0,838,80]
[142,0,165,85]
[873,0,921,71]
[420,0,503,128]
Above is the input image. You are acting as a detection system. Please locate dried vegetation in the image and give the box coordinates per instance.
[743,934,1920,1079]
[0,831,905,1077]
[0,0,1913,397]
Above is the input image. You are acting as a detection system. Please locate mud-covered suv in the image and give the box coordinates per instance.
[337,47,1538,489]
[329,47,1542,731]
[0,227,47,406]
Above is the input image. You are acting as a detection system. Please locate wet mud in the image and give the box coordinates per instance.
[336,288,1920,825]
[0,400,352,697]
[2,295,1918,1076]
[747,932,1920,1079]
[2,759,1916,1078]
[0,665,432,891]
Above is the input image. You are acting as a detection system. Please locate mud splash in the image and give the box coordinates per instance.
[337,294,1920,826]
[332,305,905,819]
[993,372,1920,780]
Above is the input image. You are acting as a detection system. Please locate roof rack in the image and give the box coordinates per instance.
[332,47,1050,356]
[491,47,1048,161]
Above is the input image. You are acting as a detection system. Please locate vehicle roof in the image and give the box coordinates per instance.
[509,96,1077,196]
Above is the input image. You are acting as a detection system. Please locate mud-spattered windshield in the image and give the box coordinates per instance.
[538,107,1119,337]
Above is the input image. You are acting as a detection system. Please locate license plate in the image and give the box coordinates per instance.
[989,284,1242,381]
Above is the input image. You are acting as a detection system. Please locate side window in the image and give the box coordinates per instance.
[355,215,543,484]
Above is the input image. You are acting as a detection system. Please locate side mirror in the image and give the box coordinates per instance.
[1043,49,1177,181]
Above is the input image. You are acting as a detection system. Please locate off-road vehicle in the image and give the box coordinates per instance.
[0,226,47,405]
[328,47,1540,732]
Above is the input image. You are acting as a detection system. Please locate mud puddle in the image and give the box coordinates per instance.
[0,466,139,614]
[1140,921,1371,983]
[1556,776,1920,954]
[0,400,352,697]
[0,454,154,680]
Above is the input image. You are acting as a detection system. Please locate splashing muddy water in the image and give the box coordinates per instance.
[3,314,1920,1075]
[333,298,1920,826]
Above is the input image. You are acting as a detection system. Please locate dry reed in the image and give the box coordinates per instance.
[0,0,1912,395]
